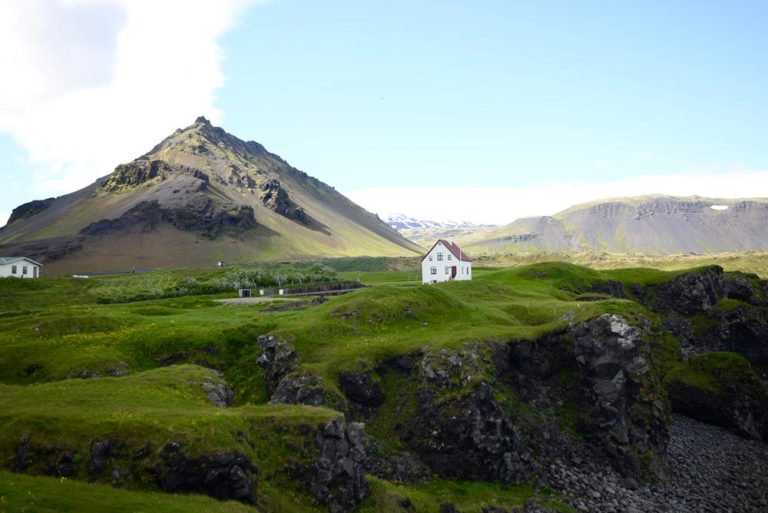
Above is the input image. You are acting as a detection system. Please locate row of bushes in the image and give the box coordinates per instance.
[214,263,337,290]
[97,264,338,303]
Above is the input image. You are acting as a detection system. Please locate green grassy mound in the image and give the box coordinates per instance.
[360,478,571,513]
[665,352,762,396]
[0,364,340,511]
[0,470,257,513]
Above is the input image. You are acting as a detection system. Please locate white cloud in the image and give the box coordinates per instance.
[0,0,261,196]
[344,170,768,225]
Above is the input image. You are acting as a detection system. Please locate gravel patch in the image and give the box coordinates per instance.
[545,414,768,513]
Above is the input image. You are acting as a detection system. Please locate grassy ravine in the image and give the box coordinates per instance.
[0,261,716,512]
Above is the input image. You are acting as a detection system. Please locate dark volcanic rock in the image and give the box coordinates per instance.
[571,314,669,476]
[628,266,768,370]
[588,280,627,299]
[256,335,299,394]
[399,317,669,484]
[506,314,669,478]
[260,179,306,222]
[270,372,326,406]
[101,159,174,192]
[339,369,384,408]
[633,266,725,316]
[706,305,768,368]
[7,198,56,224]
[421,345,482,388]
[409,378,532,484]
[314,418,369,513]
[80,197,255,239]
[360,435,432,483]
[89,438,118,479]
[202,376,234,407]
[13,440,82,478]
[160,443,258,503]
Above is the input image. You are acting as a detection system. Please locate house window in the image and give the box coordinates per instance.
[11,265,17,275]
[445,266,449,274]
[430,267,437,275]
[437,252,443,261]
[429,255,433,261]
[22,266,28,275]
[448,254,452,260]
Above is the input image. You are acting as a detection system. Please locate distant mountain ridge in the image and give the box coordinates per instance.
[385,214,492,230]
[0,117,420,271]
[460,195,768,254]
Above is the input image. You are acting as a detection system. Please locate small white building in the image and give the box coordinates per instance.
[0,257,42,279]
[421,239,472,284]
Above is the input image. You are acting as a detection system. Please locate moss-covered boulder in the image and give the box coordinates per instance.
[664,352,768,440]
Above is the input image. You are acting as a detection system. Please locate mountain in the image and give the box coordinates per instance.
[385,214,485,230]
[461,195,768,254]
[0,117,421,271]
[385,214,495,249]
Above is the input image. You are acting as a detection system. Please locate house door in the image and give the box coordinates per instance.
[33,267,38,278]
[451,266,457,279]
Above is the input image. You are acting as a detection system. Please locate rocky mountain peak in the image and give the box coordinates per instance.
[0,117,420,269]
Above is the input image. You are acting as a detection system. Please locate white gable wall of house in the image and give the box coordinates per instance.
[421,240,472,284]
[0,257,42,279]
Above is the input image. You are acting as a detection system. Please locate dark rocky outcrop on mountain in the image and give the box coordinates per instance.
[7,198,56,224]
[80,198,256,239]
[0,117,419,271]
[259,178,306,222]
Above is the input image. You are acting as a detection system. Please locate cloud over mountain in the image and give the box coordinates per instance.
[0,0,260,198]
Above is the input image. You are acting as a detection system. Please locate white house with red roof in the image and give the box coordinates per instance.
[421,239,472,284]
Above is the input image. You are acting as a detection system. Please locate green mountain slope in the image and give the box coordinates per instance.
[0,117,420,271]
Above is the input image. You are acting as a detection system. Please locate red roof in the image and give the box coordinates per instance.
[421,239,472,262]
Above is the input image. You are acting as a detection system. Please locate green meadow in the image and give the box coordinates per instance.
[2,258,747,512]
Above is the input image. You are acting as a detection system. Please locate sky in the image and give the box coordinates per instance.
[1,0,767,226]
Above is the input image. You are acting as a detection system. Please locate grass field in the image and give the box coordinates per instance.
[1,256,758,512]
[473,251,768,278]
[0,470,258,513]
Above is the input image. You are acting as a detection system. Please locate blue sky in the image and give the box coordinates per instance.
[1,0,767,224]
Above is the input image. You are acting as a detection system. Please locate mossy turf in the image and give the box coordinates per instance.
[0,470,258,513]
[0,260,709,511]
[664,352,762,395]
[360,478,572,513]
